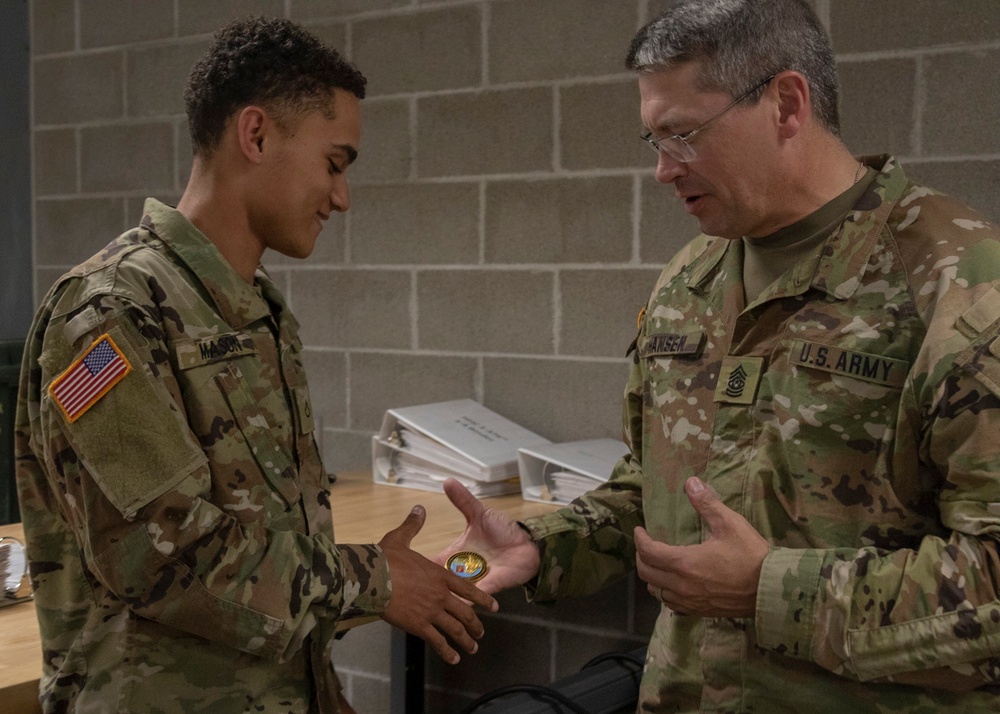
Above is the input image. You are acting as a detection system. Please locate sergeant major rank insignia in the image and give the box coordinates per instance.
[713,356,764,404]
[725,363,748,398]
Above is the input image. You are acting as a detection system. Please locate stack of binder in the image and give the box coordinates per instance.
[371,399,551,497]
[517,438,629,505]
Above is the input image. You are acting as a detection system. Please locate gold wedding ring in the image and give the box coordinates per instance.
[446,551,488,582]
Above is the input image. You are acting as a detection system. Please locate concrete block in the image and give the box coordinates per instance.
[127,194,181,228]
[301,348,348,429]
[32,0,75,55]
[560,268,662,357]
[351,183,480,264]
[332,612,391,677]
[485,177,633,264]
[35,267,69,306]
[483,357,629,442]
[304,21,348,52]
[417,88,553,177]
[262,213,347,267]
[351,99,411,184]
[80,122,175,192]
[291,0,410,19]
[176,122,193,191]
[923,50,1000,156]
[647,0,821,25]
[560,80,649,170]
[321,429,377,473]
[34,129,77,196]
[79,0,174,49]
[290,268,412,348]
[177,0,286,36]
[905,160,1000,223]
[343,675,390,714]
[639,175,699,265]
[35,198,126,267]
[831,1,1000,54]
[127,41,210,118]
[417,270,554,353]
[349,351,478,431]
[34,53,124,125]
[838,58,916,157]
[489,0,636,83]
[644,0,673,22]
[353,6,481,96]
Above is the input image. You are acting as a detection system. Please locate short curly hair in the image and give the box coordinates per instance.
[184,16,367,156]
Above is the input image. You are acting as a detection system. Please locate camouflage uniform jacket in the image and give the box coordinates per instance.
[522,156,1000,712]
[14,199,390,713]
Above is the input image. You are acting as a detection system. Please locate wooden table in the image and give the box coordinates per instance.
[0,472,557,713]
[0,521,41,714]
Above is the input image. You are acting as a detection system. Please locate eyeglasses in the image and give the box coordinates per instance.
[640,74,777,163]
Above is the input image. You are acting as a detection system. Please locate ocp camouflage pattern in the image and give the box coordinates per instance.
[522,156,1000,712]
[15,199,390,713]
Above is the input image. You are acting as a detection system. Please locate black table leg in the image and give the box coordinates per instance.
[389,629,425,714]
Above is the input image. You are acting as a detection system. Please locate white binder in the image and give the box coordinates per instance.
[372,399,551,497]
[517,438,629,505]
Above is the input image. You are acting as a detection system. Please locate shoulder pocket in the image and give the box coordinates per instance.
[51,323,207,519]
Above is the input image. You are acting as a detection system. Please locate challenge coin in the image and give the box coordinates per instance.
[446,551,488,582]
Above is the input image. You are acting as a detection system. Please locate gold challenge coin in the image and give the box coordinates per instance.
[446,551,488,582]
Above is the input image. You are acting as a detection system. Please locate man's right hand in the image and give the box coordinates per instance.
[432,478,542,594]
[378,505,498,665]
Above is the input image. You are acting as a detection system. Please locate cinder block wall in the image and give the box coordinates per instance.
[28,0,1000,711]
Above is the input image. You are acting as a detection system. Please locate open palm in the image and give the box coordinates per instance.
[432,478,541,594]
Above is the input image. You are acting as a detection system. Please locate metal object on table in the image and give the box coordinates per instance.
[0,536,33,606]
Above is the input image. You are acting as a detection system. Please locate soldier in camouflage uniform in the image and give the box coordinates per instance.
[15,17,494,714]
[438,1,1000,711]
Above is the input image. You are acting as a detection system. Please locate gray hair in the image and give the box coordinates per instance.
[625,0,840,136]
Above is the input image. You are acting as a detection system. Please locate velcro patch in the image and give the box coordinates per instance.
[49,333,132,422]
[639,331,706,359]
[713,356,764,405]
[959,286,1000,335]
[790,339,908,388]
[175,331,257,370]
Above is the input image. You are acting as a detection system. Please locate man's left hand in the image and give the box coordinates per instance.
[634,477,769,618]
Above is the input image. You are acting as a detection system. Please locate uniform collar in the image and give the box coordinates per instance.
[684,155,909,302]
[139,198,273,329]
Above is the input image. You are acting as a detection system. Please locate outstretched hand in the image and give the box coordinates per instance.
[378,505,498,665]
[634,477,769,618]
[432,478,542,594]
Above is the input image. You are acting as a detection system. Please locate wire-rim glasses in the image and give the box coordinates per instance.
[640,73,777,163]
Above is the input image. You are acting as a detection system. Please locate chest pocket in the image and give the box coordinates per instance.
[213,361,302,509]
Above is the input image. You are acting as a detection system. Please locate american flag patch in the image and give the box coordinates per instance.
[49,334,132,423]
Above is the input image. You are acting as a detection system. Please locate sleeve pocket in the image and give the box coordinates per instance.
[53,323,207,519]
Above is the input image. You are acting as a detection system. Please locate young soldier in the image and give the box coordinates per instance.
[16,17,494,714]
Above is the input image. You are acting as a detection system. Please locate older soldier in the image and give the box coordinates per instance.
[438,0,1000,711]
[15,16,494,714]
